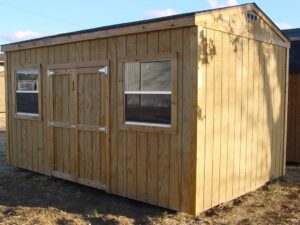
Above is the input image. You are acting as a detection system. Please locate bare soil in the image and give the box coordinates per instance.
[0,132,299,225]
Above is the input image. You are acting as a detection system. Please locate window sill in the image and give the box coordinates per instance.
[125,121,171,128]
[14,113,42,121]
[120,121,176,134]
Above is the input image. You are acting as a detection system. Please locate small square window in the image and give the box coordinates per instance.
[15,68,39,115]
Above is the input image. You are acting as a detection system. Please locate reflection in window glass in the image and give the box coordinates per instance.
[125,94,171,124]
[125,62,140,91]
[141,61,171,91]
[15,69,39,114]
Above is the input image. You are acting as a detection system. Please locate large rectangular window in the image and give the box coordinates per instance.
[15,68,39,115]
[124,60,171,126]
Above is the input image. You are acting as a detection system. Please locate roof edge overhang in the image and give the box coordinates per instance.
[1,3,289,52]
[1,14,196,52]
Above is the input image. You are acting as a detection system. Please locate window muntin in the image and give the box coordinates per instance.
[15,68,39,115]
[124,60,171,126]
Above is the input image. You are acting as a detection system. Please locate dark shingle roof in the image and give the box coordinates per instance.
[282,28,300,40]
[282,29,300,74]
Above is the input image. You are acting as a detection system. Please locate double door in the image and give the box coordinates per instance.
[48,64,109,190]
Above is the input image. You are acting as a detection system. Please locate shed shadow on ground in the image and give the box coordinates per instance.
[0,132,171,225]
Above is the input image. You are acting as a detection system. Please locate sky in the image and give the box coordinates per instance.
[0,0,299,45]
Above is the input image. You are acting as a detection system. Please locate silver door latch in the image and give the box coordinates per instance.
[99,127,107,133]
[98,66,108,76]
[48,70,55,77]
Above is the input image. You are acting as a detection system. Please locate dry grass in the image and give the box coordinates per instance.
[0,132,299,225]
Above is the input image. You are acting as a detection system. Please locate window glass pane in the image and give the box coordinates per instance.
[15,68,39,114]
[125,62,140,91]
[16,69,38,91]
[141,60,171,91]
[125,94,171,124]
[16,93,38,114]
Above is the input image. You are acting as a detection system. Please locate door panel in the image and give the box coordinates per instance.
[54,127,71,173]
[48,65,109,190]
[77,72,104,126]
[53,74,71,122]
[51,71,73,175]
[76,69,106,184]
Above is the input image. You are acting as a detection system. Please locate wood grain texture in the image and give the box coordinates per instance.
[196,26,288,214]
[169,28,183,211]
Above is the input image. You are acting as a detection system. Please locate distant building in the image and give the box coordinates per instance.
[0,53,4,72]
[282,28,300,163]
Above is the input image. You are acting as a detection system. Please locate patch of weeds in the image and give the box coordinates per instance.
[161,210,169,217]
[87,209,102,219]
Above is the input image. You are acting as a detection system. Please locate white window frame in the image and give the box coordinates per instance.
[13,65,42,120]
[119,53,177,134]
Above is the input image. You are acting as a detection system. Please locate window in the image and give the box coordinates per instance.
[124,60,172,126]
[246,12,258,21]
[15,68,39,116]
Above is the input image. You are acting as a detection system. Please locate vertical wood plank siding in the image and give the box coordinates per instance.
[197,27,287,213]
[6,27,197,213]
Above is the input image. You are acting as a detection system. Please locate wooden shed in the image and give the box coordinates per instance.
[282,28,300,163]
[1,3,290,215]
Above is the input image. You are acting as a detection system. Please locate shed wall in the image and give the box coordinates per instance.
[196,27,287,213]
[287,74,300,163]
[6,27,198,214]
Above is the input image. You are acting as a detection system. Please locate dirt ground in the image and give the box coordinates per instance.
[0,132,299,225]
